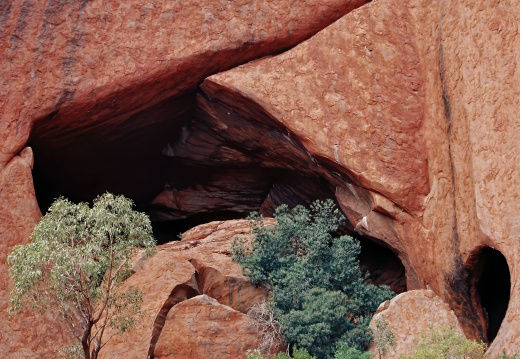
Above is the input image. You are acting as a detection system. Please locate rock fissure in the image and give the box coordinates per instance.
[147,272,201,359]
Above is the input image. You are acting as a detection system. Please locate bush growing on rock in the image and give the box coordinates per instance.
[233,200,395,359]
[401,326,487,359]
[7,193,156,359]
[246,347,317,359]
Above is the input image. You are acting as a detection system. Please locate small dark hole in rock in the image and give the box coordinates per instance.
[468,247,510,342]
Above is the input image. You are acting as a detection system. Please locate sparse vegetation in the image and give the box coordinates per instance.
[7,193,156,359]
[248,300,284,354]
[334,345,373,359]
[246,347,317,359]
[401,326,487,359]
[372,317,395,359]
[233,200,395,359]
[498,350,520,359]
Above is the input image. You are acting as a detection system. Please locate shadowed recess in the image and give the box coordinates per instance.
[467,247,510,343]
[358,236,407,294]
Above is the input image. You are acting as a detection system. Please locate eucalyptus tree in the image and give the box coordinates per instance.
[7,193,156,359]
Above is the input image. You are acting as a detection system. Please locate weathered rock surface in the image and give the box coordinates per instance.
[102,219,273,359]
[3,0,520,356]
[154,295,260,359]
[0,0,367,170]
[434,1,520,355]
[178,0,520,353]
[0,148,70,357]
[369,290,465,358]
[179,0,429,307]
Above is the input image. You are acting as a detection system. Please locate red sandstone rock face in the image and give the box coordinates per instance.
[369,290,465,358]
[185,0,431,302]
[0,148,70,357]
[154,295,260,359]
[102,219,274,359]
[2,0,520,356]
[186,0,520,352]
[0,0,367,169]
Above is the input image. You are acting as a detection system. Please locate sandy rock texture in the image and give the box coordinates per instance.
[102,219,274,359]
[436,1,520,355]
[154,295,260,359]
[369,290,465,358]
[2,0,520,356]
[0,147,70,358]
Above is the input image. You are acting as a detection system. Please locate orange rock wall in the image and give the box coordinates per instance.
[0,0,366,168]
[439,1,520,355]
[101,219,274,358]
[2,0,520,357]
[194,0,520,353]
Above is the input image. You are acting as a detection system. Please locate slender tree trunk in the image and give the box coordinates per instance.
[82,322,92,359]
[91,340,101,359]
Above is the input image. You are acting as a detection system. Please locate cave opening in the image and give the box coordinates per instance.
[467,247,510,343]
[27,88,408,296]
[357,236,407,294]
[28,99,338,244]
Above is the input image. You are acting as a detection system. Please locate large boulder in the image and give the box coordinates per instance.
[102,219,274,359]
[154,295,261,359]
[368,290,465,358]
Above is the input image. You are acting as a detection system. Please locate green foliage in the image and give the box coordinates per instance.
[497,349,520,359]
[372,317,395,358]
[246,349,267,359]
[246,347,316,359]
[401,326,487,359]
[334,346,373,359]
[498,350,520,359]
[233,200,395,359]
[7,193,156,359]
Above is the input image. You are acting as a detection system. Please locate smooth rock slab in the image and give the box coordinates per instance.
[154,295,260,359]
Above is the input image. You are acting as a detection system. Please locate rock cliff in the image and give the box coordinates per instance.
[2,0,520,357]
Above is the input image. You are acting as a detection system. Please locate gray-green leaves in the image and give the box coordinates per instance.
[7,193,156,359]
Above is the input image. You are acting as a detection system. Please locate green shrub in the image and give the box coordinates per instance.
[497,350,519,359]
[246,349,268,359]
[372,317,395,358]
[334,346,373,359]
[233,200,395,359]
[401,326,487,359]
[246,347,317,359]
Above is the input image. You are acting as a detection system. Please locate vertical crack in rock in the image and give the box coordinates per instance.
[438,2,486,341]
[147,272,201,359]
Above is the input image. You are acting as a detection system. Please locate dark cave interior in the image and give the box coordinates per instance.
[468,247,511,343]
[28,95,408,295]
